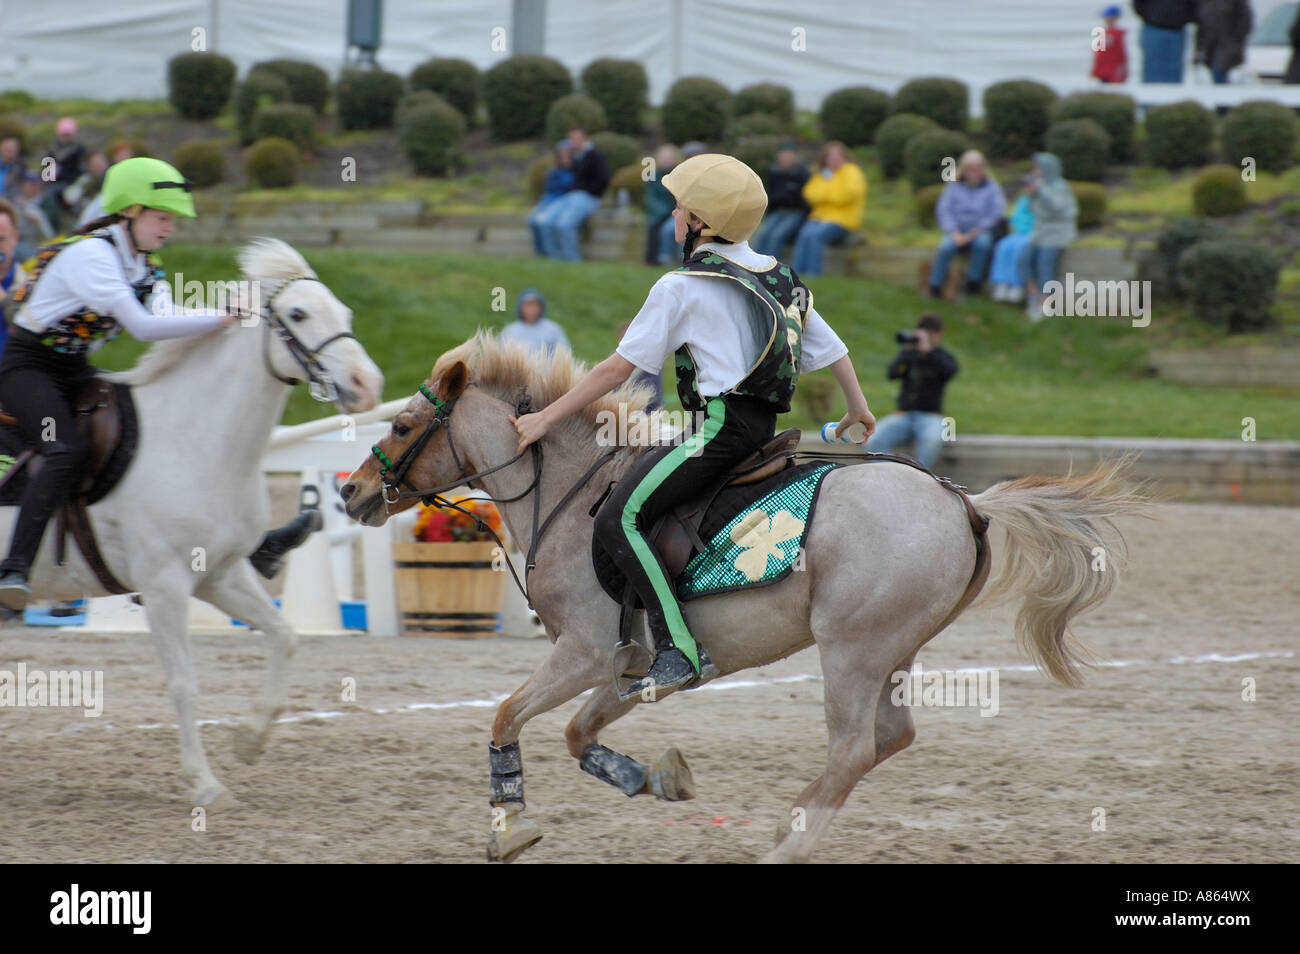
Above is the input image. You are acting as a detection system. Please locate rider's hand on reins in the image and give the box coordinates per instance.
[508,410,551,456]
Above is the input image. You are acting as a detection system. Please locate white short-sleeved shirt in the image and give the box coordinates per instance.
[616,240,848,398]
[13,222,225,344]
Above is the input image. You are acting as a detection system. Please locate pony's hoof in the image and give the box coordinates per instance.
[486,815,543,863]
[647,746,695,801]
[232,722,267,764]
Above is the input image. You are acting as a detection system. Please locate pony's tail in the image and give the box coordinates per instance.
[971,456,1155,687]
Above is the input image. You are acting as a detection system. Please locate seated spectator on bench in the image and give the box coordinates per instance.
[1019,152,1078,321]
[13,170,53,261]
[536,125,609,262]
[63,150,108,226]
[500,288,570,357]
[528,139,574,256]
[990,180,1035,303]
[927,150,1005,298]
[42,117,86,232]
[644,144,680,266]
[751,141,810,260]
[76,141,135,229]
[791,140,865,276]
[864,314,958,471]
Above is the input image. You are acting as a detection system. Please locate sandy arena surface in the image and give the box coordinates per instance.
[0,501,1296,864]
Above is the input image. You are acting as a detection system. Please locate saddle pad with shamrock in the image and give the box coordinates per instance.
[592,460,840,604]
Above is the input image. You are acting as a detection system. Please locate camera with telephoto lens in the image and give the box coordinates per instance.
[896,330,920,344]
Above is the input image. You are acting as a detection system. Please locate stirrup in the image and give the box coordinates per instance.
[614,645,717,702]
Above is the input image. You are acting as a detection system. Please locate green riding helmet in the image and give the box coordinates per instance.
[100,157,196,218]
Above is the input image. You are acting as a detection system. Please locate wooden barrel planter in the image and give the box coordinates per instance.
[391,541,506,637]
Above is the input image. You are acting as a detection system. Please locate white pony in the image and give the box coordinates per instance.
[0,239,383,804]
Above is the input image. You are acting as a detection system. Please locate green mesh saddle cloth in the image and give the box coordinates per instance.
[592,460,840,604]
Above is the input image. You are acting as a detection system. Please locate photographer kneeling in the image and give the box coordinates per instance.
[864,314,958,470]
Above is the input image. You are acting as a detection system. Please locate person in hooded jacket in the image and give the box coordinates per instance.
[499,288,571,356]
[1018,153,1078,321]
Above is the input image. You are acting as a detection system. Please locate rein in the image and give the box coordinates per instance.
[371,385,618,605]
[238,274,358,403]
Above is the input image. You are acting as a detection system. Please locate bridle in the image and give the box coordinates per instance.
[369,383,618,603]
[258,274,359,403]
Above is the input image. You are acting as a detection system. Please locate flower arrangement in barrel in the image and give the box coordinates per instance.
[412,496,506,544]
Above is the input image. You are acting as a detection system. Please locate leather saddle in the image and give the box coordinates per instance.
[0,377,137,594]
[649,427,801,582]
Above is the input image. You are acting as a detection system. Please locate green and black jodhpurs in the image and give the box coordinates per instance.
[593,391,777,671]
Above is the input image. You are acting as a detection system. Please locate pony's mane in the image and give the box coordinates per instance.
[433,330,662,455]
[106,238,315,387]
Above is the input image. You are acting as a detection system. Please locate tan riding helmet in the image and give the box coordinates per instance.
[661,153,768,243]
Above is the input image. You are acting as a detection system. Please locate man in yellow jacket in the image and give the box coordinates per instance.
[791,141,866,276]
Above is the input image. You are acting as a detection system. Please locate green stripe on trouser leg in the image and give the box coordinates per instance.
[619,396,727,673]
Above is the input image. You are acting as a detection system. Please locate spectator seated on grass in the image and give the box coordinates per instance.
[528,138,575,256]
[990,178,1035,304]
[864,313,958,471]
[535,125,609,262]
[791,140,865,276]
[0,136,26,201]
[927,150,1005,299]
[751,141,810,260]
[500,288,571,357]
[1019,152,1078,322]
[43,117,86,232]
[13,170,53,262]
[645,144,680,266]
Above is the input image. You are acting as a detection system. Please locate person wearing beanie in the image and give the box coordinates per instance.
[500,288,571,356]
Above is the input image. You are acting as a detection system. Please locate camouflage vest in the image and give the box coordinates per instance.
[672,250,810,413]
[10,229,164,356]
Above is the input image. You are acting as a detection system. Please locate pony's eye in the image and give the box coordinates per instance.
[393,423,410,438]
[289,307,307,323]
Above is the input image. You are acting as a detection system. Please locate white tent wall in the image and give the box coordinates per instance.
[2,1,1294,112]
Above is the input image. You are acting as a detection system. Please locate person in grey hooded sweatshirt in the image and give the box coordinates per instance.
[500,288,571,355]
[1018,153,1077,321]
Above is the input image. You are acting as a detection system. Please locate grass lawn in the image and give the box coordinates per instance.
[88,245,1299,441]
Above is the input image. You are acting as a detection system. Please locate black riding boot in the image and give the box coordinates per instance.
[248,508,324,579]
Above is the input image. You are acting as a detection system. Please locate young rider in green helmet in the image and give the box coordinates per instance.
[0,156,239,610]
[510,153,877,697]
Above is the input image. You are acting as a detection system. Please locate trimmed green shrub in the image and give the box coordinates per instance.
[173,138,225,188]
[903,128,973,191]
[1140,217,1228,299]
[251,103,317,153]
[731,134,785,175]
[0,89,36,112]
[235,69,290,145]
[245,137,298,189]
[609,163,646,206]
[336,69,405,130]
[733,83,794,126]
[1220,100,1299,174]
[398,98,466,175]
[580,58,648,135]
[983,79,1057,159]
[1068,181,1108,228]
[874,113,939,180]
[727,113,785,141]
[891,77,968,131]
[409,58,479,125]
[590,131,640,177]
[1192,164,1248,217]
[482,55,572,141]
[396,90,444,125]
[545,93,608,145]
[254,59,330,114]
[1144,100,1214,169]
[1178,240,1281,332]
[1045,118,1110,181]
[167,52,236,120]
[1054,92,1136,162]
[662,76,731,144]
[819,86,891,147]
[915,183,944,227]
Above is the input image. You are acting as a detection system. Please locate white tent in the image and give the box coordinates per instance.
[2,0,1294,112]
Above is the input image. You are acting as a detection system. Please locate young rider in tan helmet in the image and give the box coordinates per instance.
[511,153,876,696]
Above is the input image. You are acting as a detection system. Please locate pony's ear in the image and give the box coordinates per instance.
[435,361,468,401]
